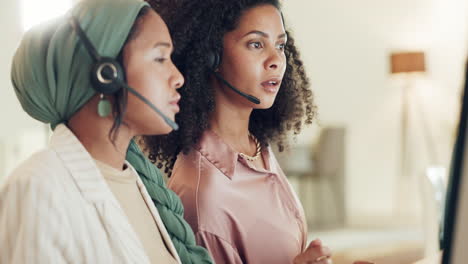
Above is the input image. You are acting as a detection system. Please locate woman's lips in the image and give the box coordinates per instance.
[169,99,180,113]
[261,78,281,93]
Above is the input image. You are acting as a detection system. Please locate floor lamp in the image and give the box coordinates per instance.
[390,51,426,179]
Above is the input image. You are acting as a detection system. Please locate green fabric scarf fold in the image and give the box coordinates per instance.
[127,141,213,263]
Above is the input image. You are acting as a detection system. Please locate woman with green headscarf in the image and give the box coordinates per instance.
[0,0,212,263]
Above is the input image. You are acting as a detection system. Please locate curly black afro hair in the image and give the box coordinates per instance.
[143,0,317,175]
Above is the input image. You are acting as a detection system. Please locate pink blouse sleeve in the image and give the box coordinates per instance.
[195,230,243,264]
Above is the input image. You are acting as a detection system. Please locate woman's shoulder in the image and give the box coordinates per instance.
[173,148,202,174]
[170,146,229,188]
[1,148,69,198]
[0,148,80,262]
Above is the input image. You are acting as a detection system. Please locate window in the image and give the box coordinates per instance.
[21,0,72,31]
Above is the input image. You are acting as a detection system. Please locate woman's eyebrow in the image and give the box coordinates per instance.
[153,42,173,52]
[242,30,287,39]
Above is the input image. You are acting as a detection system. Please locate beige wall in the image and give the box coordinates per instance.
[282,0,468,226]
[0,1,61,177]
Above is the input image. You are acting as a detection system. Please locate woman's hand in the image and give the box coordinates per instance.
[293,239,332,264]
[293,239,375,264]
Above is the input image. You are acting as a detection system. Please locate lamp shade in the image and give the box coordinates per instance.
[390,51,426,74]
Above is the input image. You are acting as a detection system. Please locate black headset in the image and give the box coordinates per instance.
[68,15,179,130]
[206,49,261,104]
[69,16,124,95]
[207,51,221,72]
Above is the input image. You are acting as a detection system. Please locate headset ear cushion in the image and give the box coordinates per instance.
[90,57,125,94]
[207,51,221,71]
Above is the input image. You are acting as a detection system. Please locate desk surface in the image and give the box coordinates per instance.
[412,252,441,264]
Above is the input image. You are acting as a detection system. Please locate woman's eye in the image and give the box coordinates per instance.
[154,58,167,63]
[277,43,286,51]
[249,42,263,49]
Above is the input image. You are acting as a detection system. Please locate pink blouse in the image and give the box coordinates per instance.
[168,130,307,264]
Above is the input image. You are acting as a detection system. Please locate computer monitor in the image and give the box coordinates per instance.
[441,61,468,264]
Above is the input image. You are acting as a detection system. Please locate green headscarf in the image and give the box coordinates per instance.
[11,0,213,263]
[11,0,146,129]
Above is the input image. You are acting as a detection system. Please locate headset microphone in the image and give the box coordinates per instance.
[68,15,179,130]
[116,79,179,130]
[207,51,261,105]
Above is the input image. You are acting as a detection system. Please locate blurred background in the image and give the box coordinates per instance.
[0,0,467,263]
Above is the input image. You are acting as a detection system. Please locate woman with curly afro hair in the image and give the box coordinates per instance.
[142,0,337,263]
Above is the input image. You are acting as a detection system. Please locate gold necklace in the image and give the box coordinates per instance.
[239,134,262,162]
